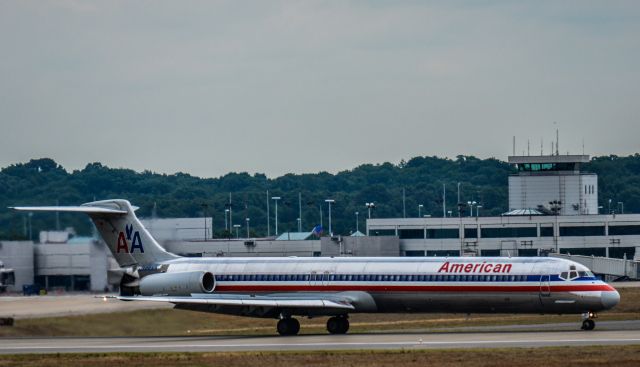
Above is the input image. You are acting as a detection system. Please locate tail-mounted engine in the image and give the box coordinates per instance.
[138,271,215,296]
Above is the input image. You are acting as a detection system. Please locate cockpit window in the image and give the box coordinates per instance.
[560,268,592,281]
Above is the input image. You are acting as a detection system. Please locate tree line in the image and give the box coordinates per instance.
[0,154,638,240]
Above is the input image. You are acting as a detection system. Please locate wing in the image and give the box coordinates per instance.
[118,292,355,310]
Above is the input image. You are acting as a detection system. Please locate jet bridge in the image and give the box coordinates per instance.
[550,253,640,280]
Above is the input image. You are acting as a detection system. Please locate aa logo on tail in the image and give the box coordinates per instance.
[116,224,144,253]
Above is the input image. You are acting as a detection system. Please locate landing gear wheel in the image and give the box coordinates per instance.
[581,319,595,331]
[327,316,349,334]
[277,318,300,336]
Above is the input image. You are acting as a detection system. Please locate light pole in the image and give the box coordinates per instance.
[325,199,335,236]
[618,202,624,214]
[28,212,33,241]
[246,218,250,238]
[549,200,562,253]
[365,202,375,219]
[233,224,241,239]
[272,196,281,235]
[467,201,476,217]
[298,192,302,232]
[608,198,612,214]
[476,205,482,218]
[418,204,423,218]
[224,209,229,232]
[266,190,270,237]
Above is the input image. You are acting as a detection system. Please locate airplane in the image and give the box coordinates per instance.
[12,199,620,335]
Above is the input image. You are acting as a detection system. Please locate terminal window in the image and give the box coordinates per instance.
[426,228,459,239]
[371,229,396,236]
[399,229,424,239]
[609,247,636,259]
[464,228,478,238]
[608,225,640,236]
[560,248,606,257]
[559,226,605,237]
[540,226,554,237]
[517,162,575,172]
[427,250,460,256]
[481,227,537,238]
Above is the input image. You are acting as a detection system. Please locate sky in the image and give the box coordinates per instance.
[0,1,638,178]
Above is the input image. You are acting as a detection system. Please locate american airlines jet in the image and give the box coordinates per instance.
[12,199,620,335]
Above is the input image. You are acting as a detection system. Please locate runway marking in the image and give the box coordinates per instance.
[3,338,640,352]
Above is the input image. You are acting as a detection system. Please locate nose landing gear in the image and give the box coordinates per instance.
[581,312,596,331]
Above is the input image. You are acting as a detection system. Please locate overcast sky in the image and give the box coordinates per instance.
[0,1,638,178]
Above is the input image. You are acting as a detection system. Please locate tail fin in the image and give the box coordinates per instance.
[11,199,177,267]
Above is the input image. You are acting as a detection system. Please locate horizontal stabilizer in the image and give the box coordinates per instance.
[10,206,128,215]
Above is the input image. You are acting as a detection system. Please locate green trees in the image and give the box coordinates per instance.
[1,154,638,239]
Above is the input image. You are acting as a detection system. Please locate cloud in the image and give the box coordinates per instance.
[0,1,638,177]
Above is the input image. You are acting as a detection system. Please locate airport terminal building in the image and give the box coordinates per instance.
[369,154,639,260]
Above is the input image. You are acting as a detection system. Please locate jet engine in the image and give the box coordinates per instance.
[138,271,215,296]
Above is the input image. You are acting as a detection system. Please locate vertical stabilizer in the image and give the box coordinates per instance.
[11,200,177,267]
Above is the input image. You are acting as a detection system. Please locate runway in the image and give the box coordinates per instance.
[2,321,640,354]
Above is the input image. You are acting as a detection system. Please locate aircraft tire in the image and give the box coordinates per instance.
[581,319,595,331]
[277,318,300,336]
[327,316,349,334]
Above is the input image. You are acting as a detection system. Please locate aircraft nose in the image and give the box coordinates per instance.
[601,289,620,309]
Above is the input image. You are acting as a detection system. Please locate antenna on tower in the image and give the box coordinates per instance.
[582,138,585,155]
[555,126,559,156]
[512,136,516,156]
[527,139,530,156]
[551,141,554,156]
[540,138,544,155]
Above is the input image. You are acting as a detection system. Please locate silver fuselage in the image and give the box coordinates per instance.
[159,256,620,318]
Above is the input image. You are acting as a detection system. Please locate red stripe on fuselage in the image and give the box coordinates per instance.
[214,284,614,293]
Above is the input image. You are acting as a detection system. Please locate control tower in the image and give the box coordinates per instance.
[508,155,597,215]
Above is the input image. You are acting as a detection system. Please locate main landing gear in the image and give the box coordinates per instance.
[275,315,350,335]
[326,315,349,334]
[277,317,300,336]
[581,312,597,331]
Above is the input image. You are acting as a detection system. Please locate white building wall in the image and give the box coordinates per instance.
[0,241,34,291]
[163,239,320,257]
[34,238,112,291]
[141,217,213,242]
[509,174,598,215]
